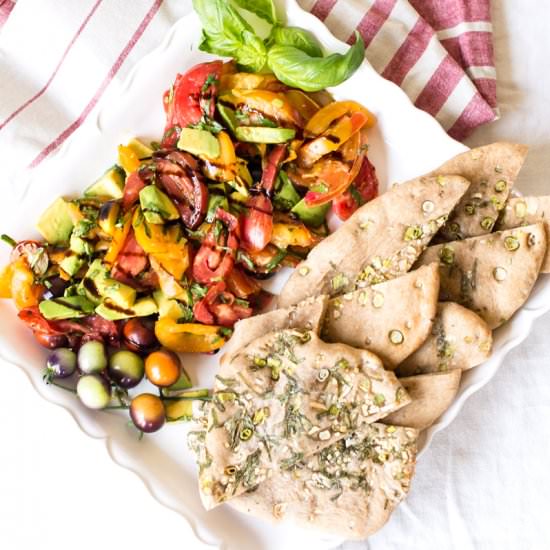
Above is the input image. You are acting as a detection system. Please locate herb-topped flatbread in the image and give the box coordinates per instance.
[397,302,492,376]
[225,423,418,540]
[198,329,409,509]
[414,223,547,328]
[278,175,470,308]
[323,264,439,369]
[383,370,462,430]
[497,196,550,272]
[435,142,528,241]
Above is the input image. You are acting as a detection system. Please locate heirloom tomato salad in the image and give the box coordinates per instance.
[0,59,378,434]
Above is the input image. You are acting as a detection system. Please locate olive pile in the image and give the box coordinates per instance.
[43,318,192,434]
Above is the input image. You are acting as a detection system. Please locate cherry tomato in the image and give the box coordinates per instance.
[130,393,166,433]
[193,282,253,327]
[123,318,158,355]
[225,267,261,298]
[145,349,181,388]
[34,331,68,349]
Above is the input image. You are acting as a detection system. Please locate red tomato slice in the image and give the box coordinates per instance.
[122,172,146,210]
[332,156,379,220]
[193,281,252,327]
[261,144,287,195]
[241,194,273,252]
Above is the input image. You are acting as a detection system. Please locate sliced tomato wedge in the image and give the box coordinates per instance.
[333,156,379,220]
[261,144,287,195]
[162,61,223,146]
[241,194,273,252]
[122,172,146,211]
[226,266,261,298]
[193,281,252,327]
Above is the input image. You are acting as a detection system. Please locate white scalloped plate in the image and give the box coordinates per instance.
[1,1,548,548]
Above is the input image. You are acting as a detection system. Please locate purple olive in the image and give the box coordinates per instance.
[108,350,144,389]
[45,348,77,378]
[130,393,165,433]
[122,319,158,355]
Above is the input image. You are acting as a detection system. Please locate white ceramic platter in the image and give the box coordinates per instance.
[1,1,549,548]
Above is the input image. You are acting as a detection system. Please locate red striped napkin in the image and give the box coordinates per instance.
[0,0,496,183]
[301,0,498,140]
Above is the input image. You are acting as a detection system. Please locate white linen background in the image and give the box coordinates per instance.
[0,1,549,550]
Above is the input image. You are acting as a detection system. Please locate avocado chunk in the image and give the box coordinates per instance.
[291,198,330,227]
[177,128,220,158]
[59,254,85,277]
[85,166,125,199]
[70,233,93,256]
[234,126,295,144]
[274,171,301,211]
[153,290,191,320]
[126,138,153,159]
[79,259,136,308]
[39,295,95,320]
[164,389,210,421]
[206,194,229,222]
[95,296,158,321]
[139,185,179,224]
[216,104,238,133]
[36,197,80,245]
[161,369,193,396]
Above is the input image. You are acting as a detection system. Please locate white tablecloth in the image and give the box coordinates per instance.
[1,1,550,549]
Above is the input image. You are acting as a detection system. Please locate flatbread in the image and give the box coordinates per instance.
[383,370,462,430]
[323,264,439,369]
[497,195,550,272]
[226,423,418,540]
[278,174,470,308]
[435,142,528,241]
[221,295,329,361]
[198,329,409,509]
[414,223,547,329]
[397,302,493,376]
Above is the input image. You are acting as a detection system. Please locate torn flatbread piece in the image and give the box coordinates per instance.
[199,329,409,509]
[383,370,461,430]
[226,423,418,540]
[323,264,439,369]
[435,142,528,241]
[278,175,470,308]
[497,195,550,272]
[221,295,329,362]
[414,223,546,329]
[397,302,492,376]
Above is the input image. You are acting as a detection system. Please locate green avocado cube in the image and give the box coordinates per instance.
[234,126,295,144]
[177,128,220,158]
[36,197,80,245]
[39,296,95,320]
[139,185,179,224]
[59,255,85,277]
[291,198,330,228]
[84,166,125,199]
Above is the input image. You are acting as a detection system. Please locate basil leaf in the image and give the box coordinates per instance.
[232,0,279,25]
[193,0,266,72]
[267,32,365,92]
[268,26,323,58]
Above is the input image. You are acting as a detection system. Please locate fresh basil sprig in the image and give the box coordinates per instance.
[193,0,267,72]
[193,0,366,92]
[268,25,323,58]
[232,0,279,25]
[268,32,365,92]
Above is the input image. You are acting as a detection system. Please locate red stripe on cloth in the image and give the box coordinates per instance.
[310,0,337,21]
[353,0,397,48]
[448,92,496,140]
[440,33,495,71]
[28,0,163,169]
[408,0,491,30]
[381,16,434,86]
[0,0,103,132]
[472,77,497,110]
[0,0,16,29]
[414,54,464,116]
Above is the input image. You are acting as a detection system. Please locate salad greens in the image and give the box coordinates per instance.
[192,0,365,91]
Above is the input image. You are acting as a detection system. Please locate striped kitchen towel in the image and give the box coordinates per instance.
[300,0,498,140]
[0,0,496,186]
